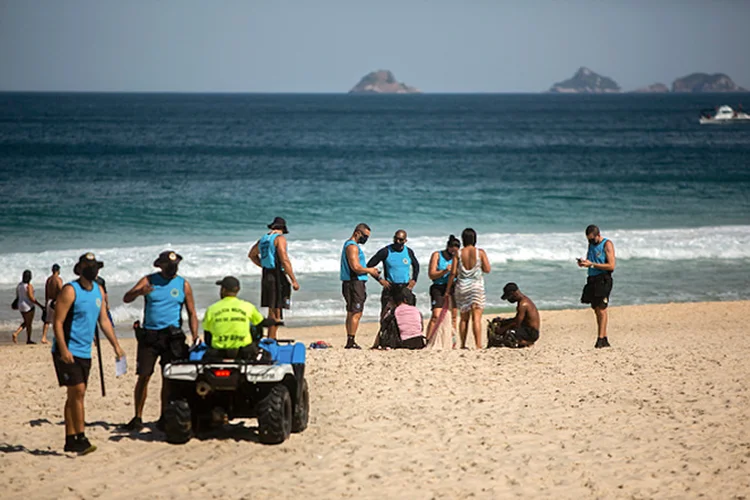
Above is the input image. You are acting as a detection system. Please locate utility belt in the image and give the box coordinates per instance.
[133,321,185,345]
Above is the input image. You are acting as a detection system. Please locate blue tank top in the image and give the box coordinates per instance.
[340,240,368,282]
[587,238,609,277]
[259,233,279,269]
[433,250,452,285]
[144,274,185,330]
[53,280,102,359]
[385,245,412,284]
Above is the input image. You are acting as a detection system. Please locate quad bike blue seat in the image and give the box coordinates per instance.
[259,339,306,365]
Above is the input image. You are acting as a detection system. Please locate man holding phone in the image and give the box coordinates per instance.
[577,225,616,348]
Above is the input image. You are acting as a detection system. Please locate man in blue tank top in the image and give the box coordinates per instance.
[52,253,125,455]
[578,225,616,348]
[340,223,381,349]
[248,216,300,339]
[121,250,199,431]
[367,229,420,319]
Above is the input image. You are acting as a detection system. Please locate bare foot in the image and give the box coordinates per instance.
[12,332,19,344]
[41,338,49,344]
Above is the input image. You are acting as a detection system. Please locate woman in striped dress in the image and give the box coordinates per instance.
[449,228,491,349]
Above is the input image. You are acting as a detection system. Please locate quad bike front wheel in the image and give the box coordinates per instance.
[292,378,309,433]
[257,384,292,444]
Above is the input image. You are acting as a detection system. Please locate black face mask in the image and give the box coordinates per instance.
[588,238,598,246]
[164,262,179,277]
[81,266,98,281]
[392,239,405,251]
[358,234,369,245]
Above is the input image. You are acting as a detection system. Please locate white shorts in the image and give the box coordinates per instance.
[44,299,56,324]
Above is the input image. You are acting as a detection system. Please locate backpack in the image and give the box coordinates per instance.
[377,311,403,349]
[487,317,520,348]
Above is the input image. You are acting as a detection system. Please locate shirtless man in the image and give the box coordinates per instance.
[42,264,64,344]
[492,283,540,348]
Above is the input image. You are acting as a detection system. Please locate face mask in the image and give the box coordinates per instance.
[81,266,98,281]
[588,238,598,246]
[164,262,179,277]
[509,297,519,304]
[358,234,369,245]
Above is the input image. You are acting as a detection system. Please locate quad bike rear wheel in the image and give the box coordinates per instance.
[164,399,193,444]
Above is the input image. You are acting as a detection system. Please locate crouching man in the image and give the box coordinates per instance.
[203,276,265,360]
[488,283,540,348]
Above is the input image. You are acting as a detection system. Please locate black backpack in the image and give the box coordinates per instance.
[377,311,403,349]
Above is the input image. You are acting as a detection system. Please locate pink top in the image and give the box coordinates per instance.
[394,304,423,340]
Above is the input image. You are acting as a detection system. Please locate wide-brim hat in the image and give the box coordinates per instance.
[267,216,289,234]
[73,252,104,276]
[153,250,183,267]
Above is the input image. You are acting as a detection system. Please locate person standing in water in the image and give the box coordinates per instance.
[248,217,300,339]
[448,228,491,349]
[427,235,460,341]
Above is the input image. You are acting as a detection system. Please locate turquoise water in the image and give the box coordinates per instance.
[1,93,749,329]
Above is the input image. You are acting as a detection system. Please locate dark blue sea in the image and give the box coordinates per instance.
[1,93,749,330]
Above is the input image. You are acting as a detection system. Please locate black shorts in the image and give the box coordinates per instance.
[400,336,426,350]
[581,273,613,309]
[342,280,367,313]
[52,351,92,387]
[261,267,291,310]
[429,283,455,310]
[516,325,540,344]
[136,327,188,376]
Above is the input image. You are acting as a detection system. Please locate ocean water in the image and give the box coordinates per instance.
[1,93,749,332]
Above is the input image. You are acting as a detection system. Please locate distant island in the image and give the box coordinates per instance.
[671,73,747,93]
[632,83,670,93]
[349,70,421,94]
[548,67,620,93]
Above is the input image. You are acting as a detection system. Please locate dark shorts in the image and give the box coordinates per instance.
[581,273,613,309]
[400,336,426,350]
[52,351,92,387]
[429,283,455,310]
[261,267,291,310]
[136,327,188,376]
[342,280,367,313]
[516,324,540,344]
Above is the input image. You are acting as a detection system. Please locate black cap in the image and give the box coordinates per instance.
[267,216,289,234]
[73,253,104,276]
[215,276,240,291]
[153,250,183,267]
[501,282,519,301]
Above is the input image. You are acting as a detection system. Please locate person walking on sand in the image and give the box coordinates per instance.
[121,250,199,432]
[578,225,616,348]
[367,229,420,320]
[41,264,64,344]
[340,223,381,349]
[12,270,44,344]
[248,217,300,340]
[51,253,125,455]
[449,228,491,349]
[427,235,460,342]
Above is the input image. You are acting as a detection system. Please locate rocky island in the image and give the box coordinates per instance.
[632,83,670,93]
[548,67,620,93]
[349,70,421,94]
[671,73,747,92]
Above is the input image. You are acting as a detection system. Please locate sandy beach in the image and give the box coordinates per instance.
[1,301,749,499]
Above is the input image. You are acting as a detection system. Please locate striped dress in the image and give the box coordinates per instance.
[454,248,486,312]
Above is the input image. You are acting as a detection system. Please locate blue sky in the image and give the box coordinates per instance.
[1,0,748,92]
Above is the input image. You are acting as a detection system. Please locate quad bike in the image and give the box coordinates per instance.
[162,331,309,445]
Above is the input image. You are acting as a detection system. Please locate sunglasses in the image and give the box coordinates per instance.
[394,237,406,243]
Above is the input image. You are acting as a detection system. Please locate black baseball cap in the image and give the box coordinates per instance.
[215,276,240,291]
[501,282,519,301]
[153,250,183,267]
[73,253,104,276]
[267,216,289,234]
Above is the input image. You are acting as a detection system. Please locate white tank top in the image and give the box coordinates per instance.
[16,283,33,313]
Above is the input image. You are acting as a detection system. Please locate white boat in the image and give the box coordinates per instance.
[699,105,750,124]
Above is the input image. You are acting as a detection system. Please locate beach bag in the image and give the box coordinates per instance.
[486,317,519,348]
[11,292,18,310]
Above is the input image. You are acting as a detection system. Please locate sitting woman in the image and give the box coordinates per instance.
[392,288,425,349]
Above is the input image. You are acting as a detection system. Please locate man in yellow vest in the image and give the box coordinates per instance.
[203,276,264,359]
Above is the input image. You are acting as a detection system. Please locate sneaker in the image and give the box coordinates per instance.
[155,415,166,432]
[121,416,144,432]
[595,337,611,349]
[63,436,77,452]
[26,340,36,345]
[601,337,611,348]
[344,342,362,350]
[75,437,97,455]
